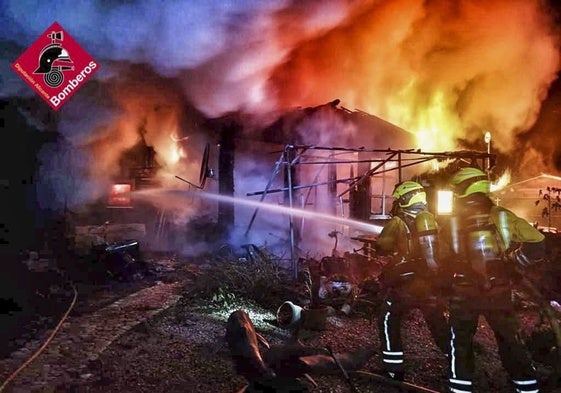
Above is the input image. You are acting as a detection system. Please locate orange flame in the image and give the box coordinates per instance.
[269,0,559,157]
[86,72,202,188]
[491,169,511,193]
[168,133,189,165]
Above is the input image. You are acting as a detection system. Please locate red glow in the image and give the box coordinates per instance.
[108,183,132,208]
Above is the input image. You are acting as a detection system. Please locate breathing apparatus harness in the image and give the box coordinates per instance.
[450,194,512,290]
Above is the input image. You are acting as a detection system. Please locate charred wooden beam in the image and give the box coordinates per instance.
[218,122,238,234]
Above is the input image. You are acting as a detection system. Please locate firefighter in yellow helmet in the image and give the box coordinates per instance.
[445,167,545,393]
[375,180,449,381]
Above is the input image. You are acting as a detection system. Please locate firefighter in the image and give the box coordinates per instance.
[376,180,450,381]
[445,167,545,393]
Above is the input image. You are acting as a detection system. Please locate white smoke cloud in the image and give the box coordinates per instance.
[1,0,561,256]
[1,1,280,68]
[0,0,355,114]
[3,0,558,138]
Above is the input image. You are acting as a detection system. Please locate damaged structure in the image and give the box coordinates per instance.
[1,95,499,289]
[28,99,497,282]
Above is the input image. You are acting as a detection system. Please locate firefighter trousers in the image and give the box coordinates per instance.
[448,291,539,393]
[378,293,449,376]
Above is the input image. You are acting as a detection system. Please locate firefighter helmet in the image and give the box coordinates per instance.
[392,181,426,208]
[450,167,490,198]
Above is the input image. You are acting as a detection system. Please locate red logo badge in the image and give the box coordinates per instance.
[11,21,100,111]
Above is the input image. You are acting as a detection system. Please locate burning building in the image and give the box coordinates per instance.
[2,4,561,392]
[1,0,561,261]
[68,99,420,257]
[50,97,498,265]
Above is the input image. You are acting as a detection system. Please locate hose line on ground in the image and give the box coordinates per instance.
[0,282,78,392]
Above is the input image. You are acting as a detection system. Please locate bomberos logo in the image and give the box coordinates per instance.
[11,21,100,111]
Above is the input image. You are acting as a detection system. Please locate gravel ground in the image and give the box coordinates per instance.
[54,300,555,393]
[1,258,558,393]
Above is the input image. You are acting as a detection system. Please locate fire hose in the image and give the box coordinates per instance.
[327,346,443,393]
[0,283,78,392]
[349,370,441,393]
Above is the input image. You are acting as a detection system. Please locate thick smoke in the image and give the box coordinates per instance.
[269,0,561,154]
[2,0,559,152]
[1,0,560,255]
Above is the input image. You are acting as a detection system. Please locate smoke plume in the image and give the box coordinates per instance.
[2,0,559,156]
[1,0,560,253]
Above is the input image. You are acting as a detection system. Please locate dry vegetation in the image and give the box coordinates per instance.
[79,251,561,392]
[2,249,561,393]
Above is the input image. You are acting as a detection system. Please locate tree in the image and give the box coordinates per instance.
[535,186,561,229]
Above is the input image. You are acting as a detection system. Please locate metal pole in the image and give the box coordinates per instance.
[246,177,356,197]
[485,131,491,180]
[487,142,490,170]
[338,152,397,198]
[382,162,386,216]
[286,146,297,280]
[244,151,285,236]
[300,193,306,235]
[398,152,402,183]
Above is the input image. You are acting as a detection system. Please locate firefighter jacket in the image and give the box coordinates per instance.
[445,194,545,290]
[376,207,440,289]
